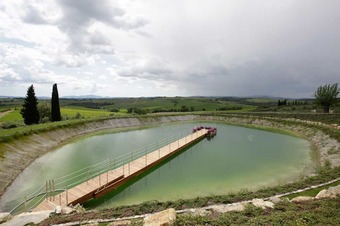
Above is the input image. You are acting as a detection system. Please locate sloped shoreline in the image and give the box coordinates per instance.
[0,114,339,200]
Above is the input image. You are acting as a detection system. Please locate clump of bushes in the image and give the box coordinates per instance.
[1,122,18,129]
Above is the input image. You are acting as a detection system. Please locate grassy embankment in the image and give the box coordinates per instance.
[42,166,340,225]
[0,97,257,143]
[174,197,340,225]
[41,197,340,225]
[32,112,340,225]
[1,97,340,224]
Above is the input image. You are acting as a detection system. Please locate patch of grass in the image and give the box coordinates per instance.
[175,197,340,225]
[0,109,22,122]
[61,106,112,118]
[285,180,340,200]
[41,196,340,225]
[0,116,113,143]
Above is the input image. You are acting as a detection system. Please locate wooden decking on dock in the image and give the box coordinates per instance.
[34,129,208,211]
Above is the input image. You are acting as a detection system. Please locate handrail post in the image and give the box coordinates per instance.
[66,186,68,205]
[24,196,27,212]
[128,162,130,175]
[87,169,89,185]
[52,179,55,201]
[106,171,109,184]
[99,172,101,186]
[59,194,61,205]
[45,181,48,202]
[113,157,116,173]
[49,180,52,201]
[145,147,147,166]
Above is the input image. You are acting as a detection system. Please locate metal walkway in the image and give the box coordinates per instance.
[28,128,210,212]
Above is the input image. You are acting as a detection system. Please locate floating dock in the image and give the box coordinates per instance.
[33,128,211,211]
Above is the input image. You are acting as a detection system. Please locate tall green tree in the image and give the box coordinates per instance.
[51,83,61,121]
[20,84,40,125]
[314,83,339,113]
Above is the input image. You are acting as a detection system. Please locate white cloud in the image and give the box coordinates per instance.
[0,0,339,98]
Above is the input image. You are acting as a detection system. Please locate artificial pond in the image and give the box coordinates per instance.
[0,122,313,211]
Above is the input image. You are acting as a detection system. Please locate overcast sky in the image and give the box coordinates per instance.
[0,0,339,98]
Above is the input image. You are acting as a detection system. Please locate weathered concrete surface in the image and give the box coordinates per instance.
[0,212,11,223]
[315,185,340,199]
[251,198,274,209]
[207,203,246,213]
[290,196,315,202]
[144,208,176,226]
[1,210,51,226]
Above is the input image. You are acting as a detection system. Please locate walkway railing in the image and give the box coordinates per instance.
[10,128,199,214]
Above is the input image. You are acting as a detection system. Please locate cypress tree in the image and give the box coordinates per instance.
[51,83,61,121]
[20,84,40,125]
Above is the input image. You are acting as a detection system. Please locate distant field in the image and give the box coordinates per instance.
[1,96,334,126]
[0,107,114,124]
[61,106,113,118]
[245,98,277,103]
[62,97,255,112]
[0,110,21,123]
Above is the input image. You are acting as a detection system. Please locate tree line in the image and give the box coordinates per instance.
[20,84,61,125]
[277,99,308,106]
[17,82,340,125]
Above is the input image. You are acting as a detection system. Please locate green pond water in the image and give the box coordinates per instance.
[0,122,313,211]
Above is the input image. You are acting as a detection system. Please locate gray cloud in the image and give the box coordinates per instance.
[56,0,148,54]
[22,5,48,25]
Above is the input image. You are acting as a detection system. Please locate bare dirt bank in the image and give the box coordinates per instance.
[0,114,339,199]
